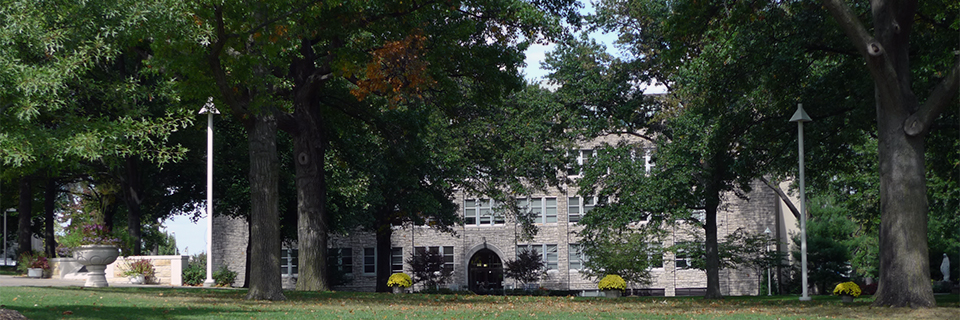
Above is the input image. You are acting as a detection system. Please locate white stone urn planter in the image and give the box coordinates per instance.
[27,268,43,278]
[73,245,120,287]
[129,275,146,284]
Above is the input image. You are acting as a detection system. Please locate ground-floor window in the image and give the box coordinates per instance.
[517,244,558,270]
[391,247,403,273]
[363,247,376,275]
[414,246,454,272]
[331,248,353,274]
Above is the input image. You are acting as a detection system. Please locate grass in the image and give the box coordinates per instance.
[0,287,957,320]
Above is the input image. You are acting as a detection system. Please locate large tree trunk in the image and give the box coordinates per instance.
[16,176,32,257]
[290,42,330,291]
[245,113,286,301]
[872,93,934,307]
[703,190,722,299]
[375,219,394,292]
[43,177,57,257]
[293,105,329,291]
[122,156,143,255]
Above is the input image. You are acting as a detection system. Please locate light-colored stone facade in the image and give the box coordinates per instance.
[214,134,796,296]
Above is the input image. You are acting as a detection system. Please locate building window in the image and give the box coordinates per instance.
[442,246,454,272]
[331,248,353,274]
[391,247,404,273]
[363,247,376,275]
[517,244,558,270]
[649,245,664,269]
[415,246,455,272]
[568,149,594,176]
[569,244,586,270]
[567,197,580,223]
[281,249,298,276]
[517,197,557,224]
[464,198,504,226]
[568,196,599,223]
[675,242,693,269]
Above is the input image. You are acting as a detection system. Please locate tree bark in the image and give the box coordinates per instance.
[703,188,722,299]
[292,105,329,291]
[245,112,286,301]
[122,156,143,255]
[16,176,32,257]
[43,177,57,257]
[375,218,394,293]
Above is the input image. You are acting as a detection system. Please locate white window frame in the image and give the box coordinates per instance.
[363,247,376,275]
[391,247,404,273]
[568,243,586,271]
[464,198,504,226]
[517,244,558,271]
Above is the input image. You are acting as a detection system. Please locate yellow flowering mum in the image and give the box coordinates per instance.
[387,272,412,288]
[833,281,861,297]
[598,275,626,291]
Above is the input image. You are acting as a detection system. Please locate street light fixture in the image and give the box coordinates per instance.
[790,103,812,301]
[199,97,220,287]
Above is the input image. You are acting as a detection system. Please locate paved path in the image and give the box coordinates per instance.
[0,275,187,288]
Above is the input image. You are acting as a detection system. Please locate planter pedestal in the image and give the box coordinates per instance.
[603,290,621,298]
[73,245,119,287]
[392,286,406,294]
[840,294,854,303]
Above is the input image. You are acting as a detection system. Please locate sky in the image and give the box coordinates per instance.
[163,2,656,255]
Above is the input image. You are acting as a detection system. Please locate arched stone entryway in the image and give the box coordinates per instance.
[467,249,503,293]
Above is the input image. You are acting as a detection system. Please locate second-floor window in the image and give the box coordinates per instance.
[464,198,505,226]
[567,196,599,223]
[517,197,557,224]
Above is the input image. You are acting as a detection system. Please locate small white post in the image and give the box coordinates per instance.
[200,97,219,288]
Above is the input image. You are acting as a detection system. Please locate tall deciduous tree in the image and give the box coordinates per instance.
[821,0,959,307]
[584,0,957,303]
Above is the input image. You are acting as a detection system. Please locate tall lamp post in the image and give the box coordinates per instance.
[790,103,812,301]
[200,97,219,287]
[3,208,13,266]
[763,227,772,296]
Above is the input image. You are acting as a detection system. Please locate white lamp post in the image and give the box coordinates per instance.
[199,97,219,287]
[3,208,13,266]
[764,227,772,296]
[790,103,812,301]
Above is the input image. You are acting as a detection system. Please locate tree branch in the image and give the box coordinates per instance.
[821,0,903,110]
[759,176,800,220]
[904,58,960,136]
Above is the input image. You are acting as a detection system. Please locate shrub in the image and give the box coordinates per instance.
[598,275,626,291]
[213,265,237,287]
[406,249,452,289]
[17,251,48,274]
[182,253,207,286]
[387,273,412,288]
[504,249,547,287]
[833,281,861,297]
[121,259,156,278]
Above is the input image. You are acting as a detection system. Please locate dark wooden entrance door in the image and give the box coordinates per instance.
[467,249,503,293]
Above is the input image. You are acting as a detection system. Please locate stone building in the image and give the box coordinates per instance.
[214,134,798,296]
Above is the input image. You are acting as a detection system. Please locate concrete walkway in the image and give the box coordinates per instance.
[0,275,188,288]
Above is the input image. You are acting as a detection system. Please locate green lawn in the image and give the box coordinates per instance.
[1,287,957,320]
